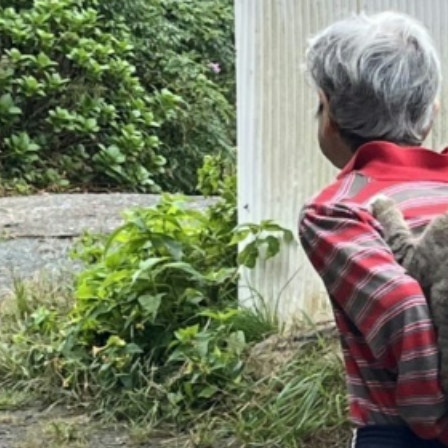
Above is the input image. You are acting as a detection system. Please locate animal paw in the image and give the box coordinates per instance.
[367,194,396,217]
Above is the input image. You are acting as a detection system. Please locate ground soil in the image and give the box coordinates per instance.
[0,404,174,447]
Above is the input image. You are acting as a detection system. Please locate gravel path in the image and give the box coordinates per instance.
[0,405,171,447]
[0,193,214,295]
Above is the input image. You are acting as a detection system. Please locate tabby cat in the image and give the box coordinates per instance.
[370,195,448,392]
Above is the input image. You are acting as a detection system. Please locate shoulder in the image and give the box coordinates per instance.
[307,171,373,204]
[299,173,374,225]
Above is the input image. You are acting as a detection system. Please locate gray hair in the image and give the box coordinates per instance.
[306,11,442,149]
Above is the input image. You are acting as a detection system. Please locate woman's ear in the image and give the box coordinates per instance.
[317,90,337,133]
[421,99,440,142]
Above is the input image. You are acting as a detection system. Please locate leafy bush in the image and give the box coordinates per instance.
[0,0,235,193]
[98,0,236,193]
[0,0,173,191]
[71,193,238,366]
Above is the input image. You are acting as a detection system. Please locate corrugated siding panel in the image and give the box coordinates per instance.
[235,0,448,325]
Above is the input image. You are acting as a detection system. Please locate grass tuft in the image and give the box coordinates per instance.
[0,274,350,447]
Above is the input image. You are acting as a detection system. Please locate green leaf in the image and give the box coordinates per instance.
[265,235,281,259]
[159,236,183,260]
[283,229,295,243]
[184,289,206,306]
[35,52,56,69]
[138,294,163,317]
[132,257,167,283]
[175,324,200,342]
[106,336,126,347]
[84,118,99,133]
[237,243,259,268]
[203,267,236,283]
[0,93,14,111]
[196,336,209,358]
[198,385,219,398]
[259,220,285,231]
[125,343,143,354]
[227,330,246,355]
[8,106,22,116]
[162,262,205,282]
[229,228,251,245]
[138,257,165,271]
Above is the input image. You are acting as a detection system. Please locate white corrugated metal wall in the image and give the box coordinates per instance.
[235,0,448,325]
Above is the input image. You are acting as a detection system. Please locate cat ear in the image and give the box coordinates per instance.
[434,99,441,114]
[367,194,394,216]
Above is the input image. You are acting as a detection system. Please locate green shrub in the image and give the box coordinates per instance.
[98,0,236,193]
[0,0,235,193]
[0,0,172,191]
[0,156,295,422]
[71,193,238,363]
[66,185,290,408]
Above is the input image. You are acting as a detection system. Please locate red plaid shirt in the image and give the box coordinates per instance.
[299,141,448,444]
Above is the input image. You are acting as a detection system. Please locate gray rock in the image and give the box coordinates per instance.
[0,193,216,295]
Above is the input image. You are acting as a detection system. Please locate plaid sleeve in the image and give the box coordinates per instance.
[299,202,448,440]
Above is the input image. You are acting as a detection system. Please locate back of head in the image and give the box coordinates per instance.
[306,12,442,150]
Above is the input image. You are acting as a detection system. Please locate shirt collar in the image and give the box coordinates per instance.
[337,140,448,181]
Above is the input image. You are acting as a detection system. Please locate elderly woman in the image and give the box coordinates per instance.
[299,12,448,448]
